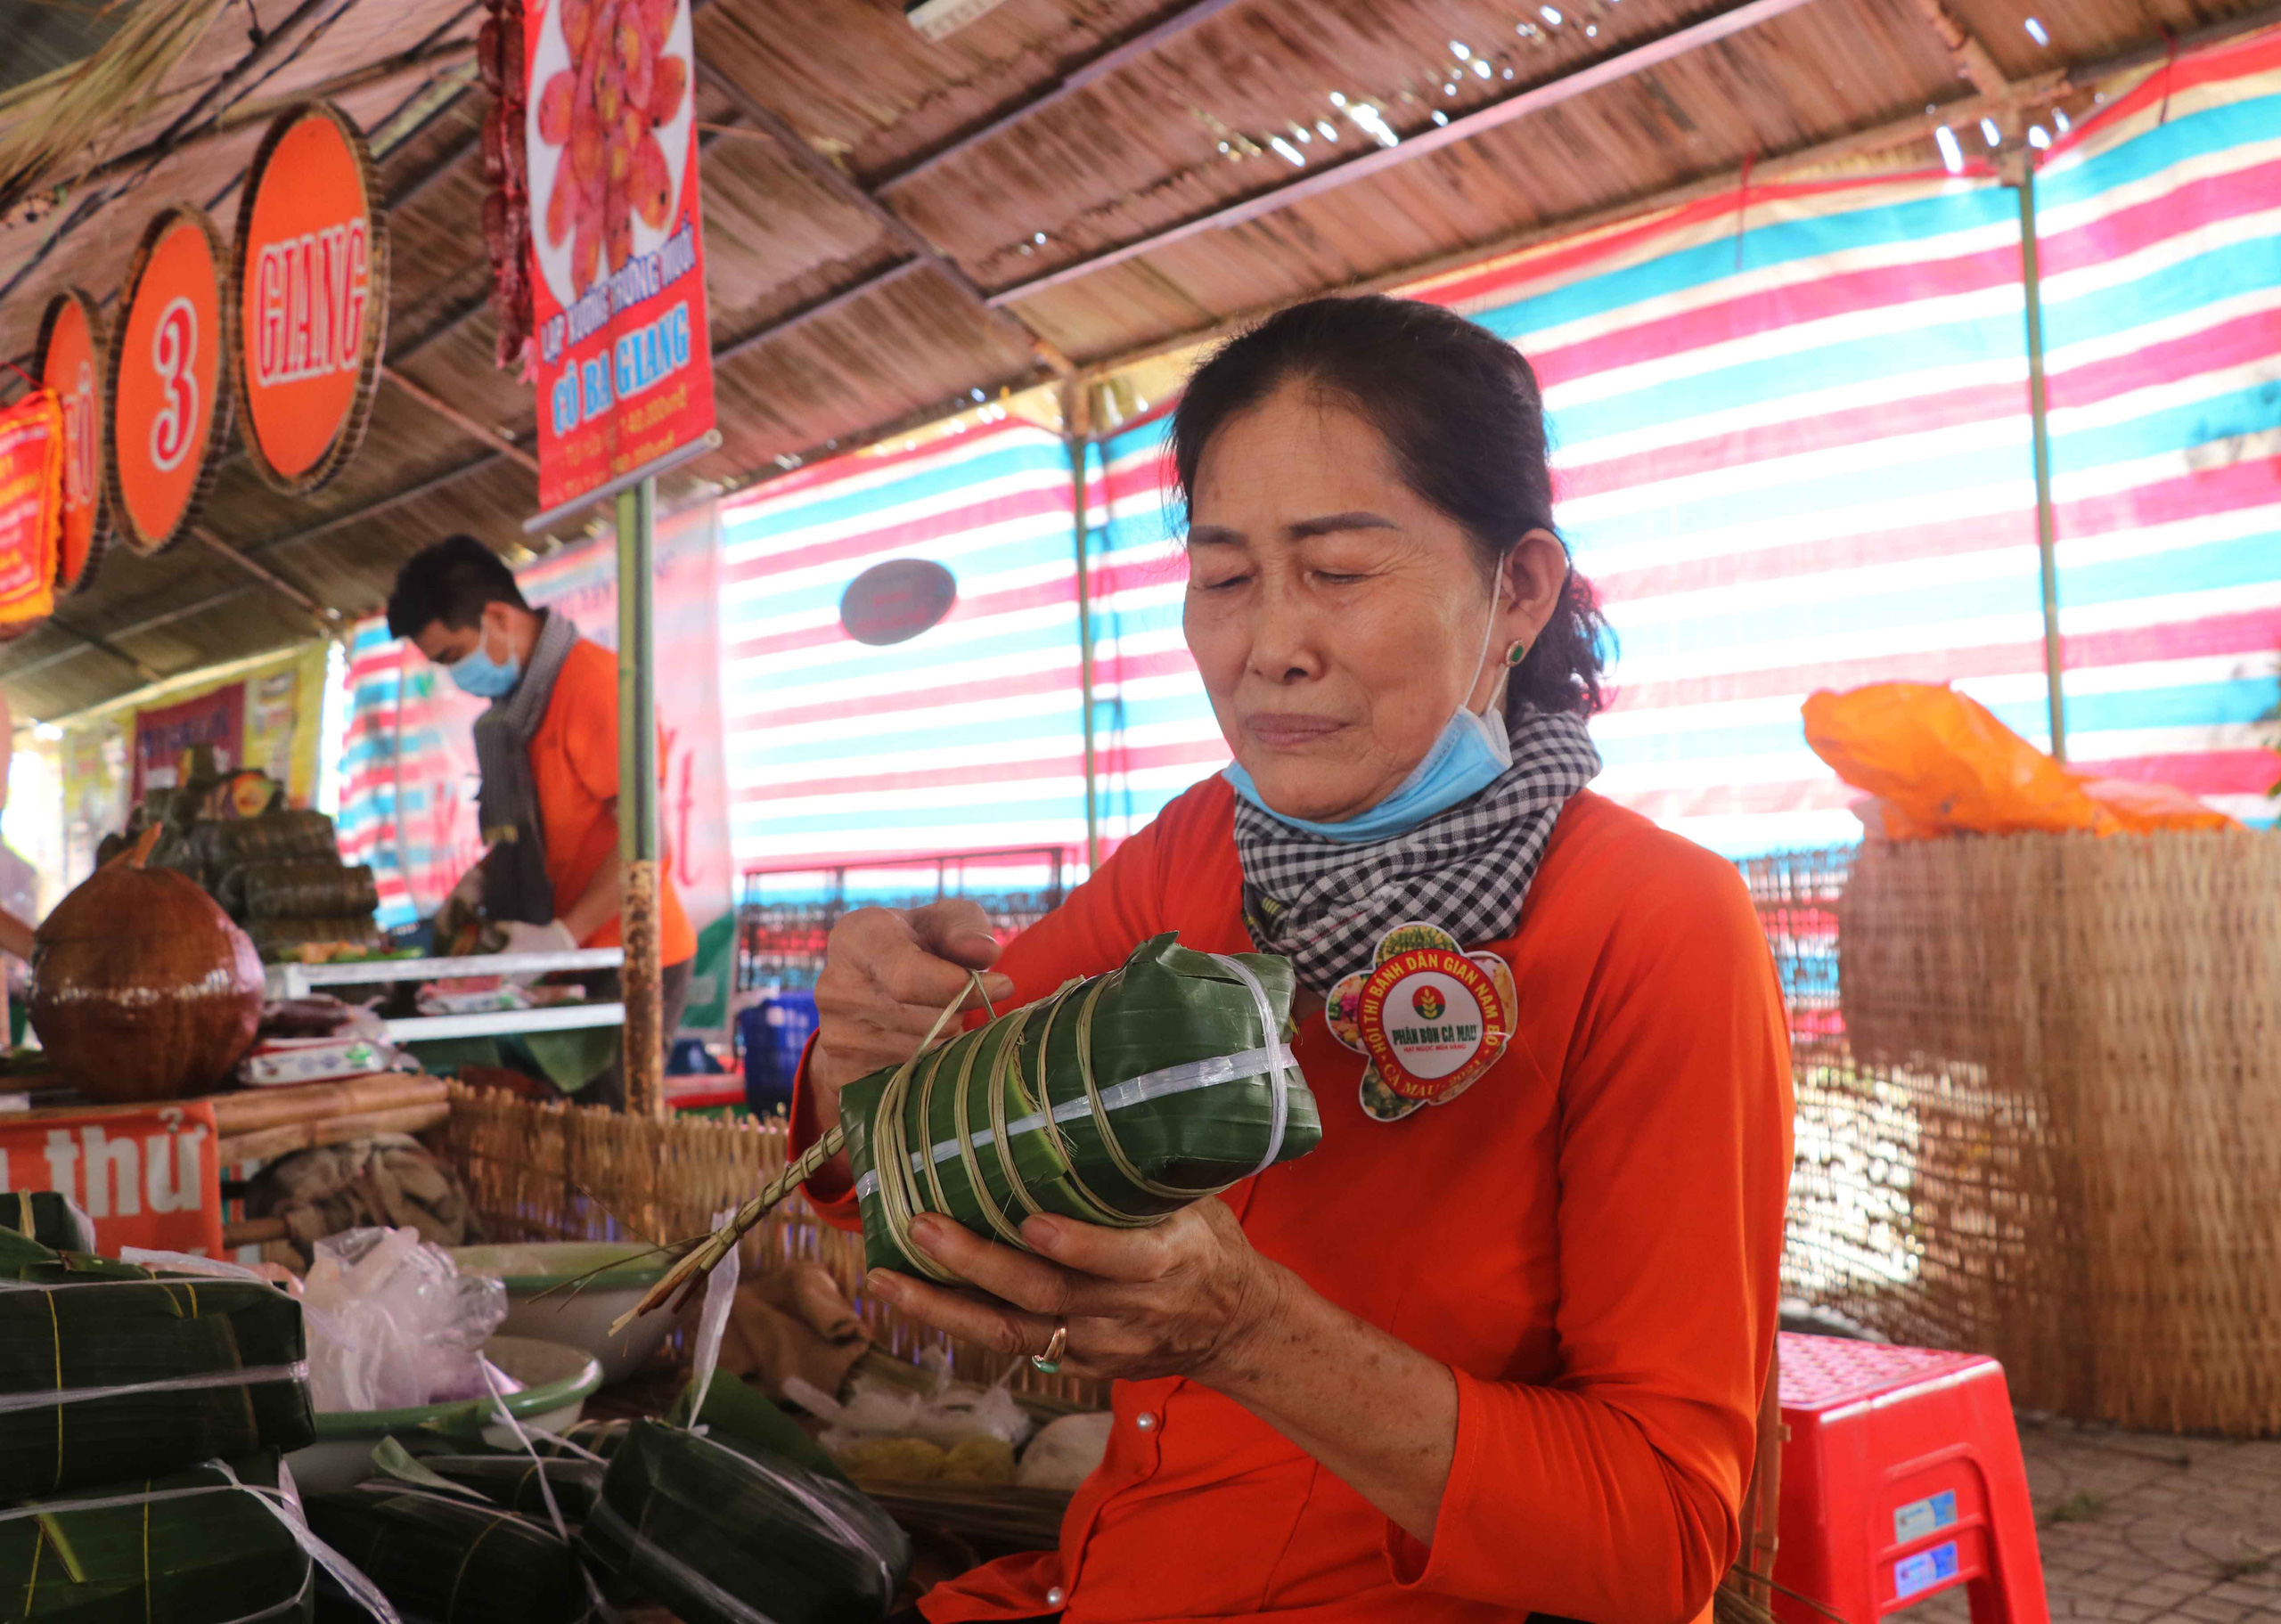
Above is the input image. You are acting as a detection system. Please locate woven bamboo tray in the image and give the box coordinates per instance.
[439,1083,1100,1406]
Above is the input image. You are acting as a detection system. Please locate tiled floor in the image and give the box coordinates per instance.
[1906,1419,2281,1624]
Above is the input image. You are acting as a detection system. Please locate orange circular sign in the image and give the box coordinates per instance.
[230,102,388,494]
[34,288,108,595]
[106,206,233,555]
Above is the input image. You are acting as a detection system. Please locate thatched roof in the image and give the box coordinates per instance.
[0,0,2271,720]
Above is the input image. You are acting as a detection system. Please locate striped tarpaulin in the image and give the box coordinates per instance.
[1088,36,2280,860]
[715,416,1091,892]
[337,622,486,928]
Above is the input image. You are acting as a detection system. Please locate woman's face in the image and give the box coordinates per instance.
[1183,381,1560,823]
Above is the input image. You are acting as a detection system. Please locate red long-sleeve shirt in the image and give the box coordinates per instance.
[792,779,1794,1624]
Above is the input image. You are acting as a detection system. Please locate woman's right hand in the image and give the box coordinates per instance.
[805,900,1015,1139]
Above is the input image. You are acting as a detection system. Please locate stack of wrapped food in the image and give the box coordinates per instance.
[100,761,383,964]
[0,1229,324,1622]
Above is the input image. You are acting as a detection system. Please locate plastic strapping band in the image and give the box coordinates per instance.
[853,1041,1286,1199]
[685,1205,741,1425]
[480,1358,570,1541]
[0,1361,309,1414]
[585,1493,782,1624]
[1209,953,1292,1176]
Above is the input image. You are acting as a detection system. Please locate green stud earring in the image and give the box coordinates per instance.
[1505,638,1529,666]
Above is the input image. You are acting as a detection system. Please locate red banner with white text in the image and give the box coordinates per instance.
[0,1102,225,1257]
[524,0,715,512]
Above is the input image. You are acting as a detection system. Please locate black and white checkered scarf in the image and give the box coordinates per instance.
[1232,707,1601,993]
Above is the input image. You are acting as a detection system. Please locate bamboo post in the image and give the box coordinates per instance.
[2010,156,2067,762]
[1066,382,1100,873]
[617,476,665,1122]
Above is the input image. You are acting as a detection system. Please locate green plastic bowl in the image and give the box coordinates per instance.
[449,1241,674,1385]
[288,1334,603,1495]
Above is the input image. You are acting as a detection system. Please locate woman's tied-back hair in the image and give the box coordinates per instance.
[1168,294,1609,722]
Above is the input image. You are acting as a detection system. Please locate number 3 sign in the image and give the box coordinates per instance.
[104,205,234,556]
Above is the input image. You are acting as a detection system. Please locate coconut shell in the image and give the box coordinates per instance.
[30,835,265,1104]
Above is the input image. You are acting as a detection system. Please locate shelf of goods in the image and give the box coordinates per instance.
[266,947,627,1043]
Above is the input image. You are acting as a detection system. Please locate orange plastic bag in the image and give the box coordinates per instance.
[1804,682,2113,837]
[2077,776,2240,833]
[1803,682,2238,838]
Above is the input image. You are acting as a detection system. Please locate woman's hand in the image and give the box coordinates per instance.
[805,900,1014,1135]
[863,1202,1291,1385]
[871,1203,1459,1543]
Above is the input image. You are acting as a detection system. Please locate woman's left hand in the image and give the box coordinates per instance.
[863,1202,1289,1385]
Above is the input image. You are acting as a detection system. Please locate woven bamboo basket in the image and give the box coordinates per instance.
[1834,830,2281,1432]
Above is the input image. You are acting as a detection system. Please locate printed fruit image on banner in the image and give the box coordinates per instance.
[525,0,715,512]
[0,390,63,630]
[231,101,389,494]
[34,288,108,596]
[106,205,234,556]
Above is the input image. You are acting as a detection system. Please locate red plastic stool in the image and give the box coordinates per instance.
[1772,1333,2049,1624]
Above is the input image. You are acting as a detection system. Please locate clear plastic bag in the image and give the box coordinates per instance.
[302,1226,508,1413]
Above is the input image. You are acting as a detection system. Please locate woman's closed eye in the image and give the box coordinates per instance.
[1190,567,1254,592]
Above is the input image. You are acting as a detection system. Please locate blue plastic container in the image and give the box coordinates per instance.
[740,991,818,1117]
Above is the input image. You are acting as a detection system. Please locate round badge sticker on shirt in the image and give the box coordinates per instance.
[105,205,234,556]
[230,101,388,494]
[33,288,109,596]
[1328,921,1518,1122]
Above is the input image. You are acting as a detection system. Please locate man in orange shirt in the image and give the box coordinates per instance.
[388,534,696,1109]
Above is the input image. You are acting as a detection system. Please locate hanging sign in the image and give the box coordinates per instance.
[104,205,234,556]
[840,558,958,645]
[524,0,716,515]
[229,101,389,494]
[33,287,108,595]
[0,390,63,630]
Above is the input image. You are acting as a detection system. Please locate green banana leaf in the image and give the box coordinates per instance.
[0,1241,315,1500]
[840,933,1319,1275]
[373,1436,607,1526]
[303,1482,587,1624]
[578,1419,907,1624]
[667,1371,848,1485]
[0,1452,312,1623]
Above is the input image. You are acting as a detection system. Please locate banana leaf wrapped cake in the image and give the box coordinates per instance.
[0,1233,315,1499]
[0,1191,94,1252]
[579,1417,907,1624]
[839,933,1318,1278]
[0,1453,313,1623]
[305,1481,587,1623]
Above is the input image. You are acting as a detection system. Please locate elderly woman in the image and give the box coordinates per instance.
[791,295,1793,1624]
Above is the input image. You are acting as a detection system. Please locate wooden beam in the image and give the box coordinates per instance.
[383,366,540,471]
[21,616,163,684]
[1907,0,2011,96]
[985,0,1825,307]
[191,526,336,621]
[872,0,1250,193]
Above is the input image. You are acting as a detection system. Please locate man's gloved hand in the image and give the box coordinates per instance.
[433,866,486,951]
[498,918,580,958]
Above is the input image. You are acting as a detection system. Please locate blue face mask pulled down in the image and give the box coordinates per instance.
[447,640,522,698]
[1224,705,1513,844]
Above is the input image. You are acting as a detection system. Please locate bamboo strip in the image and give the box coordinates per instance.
[218,1102,452,1166]
[208,1073,449,1136]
